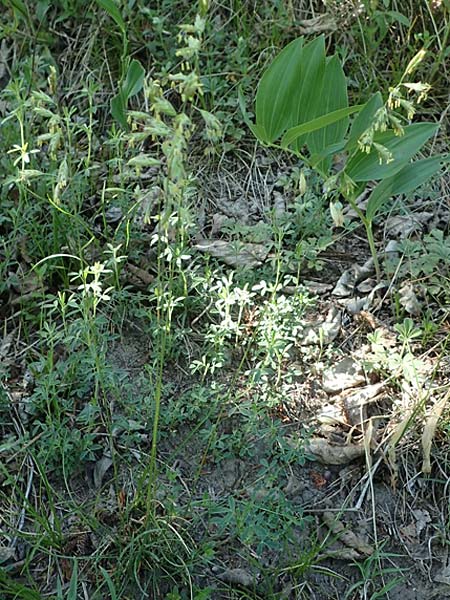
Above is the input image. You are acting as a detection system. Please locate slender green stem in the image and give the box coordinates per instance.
[346,194,381,281]
[363,218,381,282]
[146,327,166,521]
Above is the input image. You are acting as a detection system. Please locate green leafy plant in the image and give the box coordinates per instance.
[243,35,449,279]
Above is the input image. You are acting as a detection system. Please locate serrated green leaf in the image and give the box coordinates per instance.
[346,122,439,182]
[365,154,448,221]
[96,0,125,33]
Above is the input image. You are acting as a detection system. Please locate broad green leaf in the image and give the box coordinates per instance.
[290,36,326,148]
[110,93,127,129]
[384,154,448,195]
[255,37,304,142]
[255,36,326,143]
[8,0,30,20]
[386,10,411,27]
[346,92,383,150]
[306,55,349,170]
[366,154,448,220]
[310,140,348,167]
[346,122,439,182]
[96,0,125,33]
[123,59,145,98]
[281,105,363,149]
[111,60,145,129]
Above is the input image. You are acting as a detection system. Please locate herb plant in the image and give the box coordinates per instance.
[243,35,449,279]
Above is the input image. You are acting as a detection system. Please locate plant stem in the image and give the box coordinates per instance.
[346,194,381,281]
[363,218,381,282]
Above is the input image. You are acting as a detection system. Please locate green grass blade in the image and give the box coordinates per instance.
[67,560,78,600]
[100,567,119,600]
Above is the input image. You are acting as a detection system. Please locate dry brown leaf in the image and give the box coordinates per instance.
[387,406,415,487]
[306,438,366,465]
[399,283,421,316]
[125,263,154,287]
[342,383,385,427]
[422,392,449,474]
[321,547,361,561]
[215,567,256,587]
[298,14,337,34]
[322,511,373,556]
[195,239,268,268]
[322,357,366,394]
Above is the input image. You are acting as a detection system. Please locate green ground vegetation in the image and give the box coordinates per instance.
[1,1,450,598]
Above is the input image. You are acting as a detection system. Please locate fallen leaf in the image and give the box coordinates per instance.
[310,470,327,489]
[411,509,431,536]
[298,14,337,34]
[300,306,341,346]
[306,438,366,465]
[273,191,286,218]
[385,213,432,238]
[195,239,269,268]
[125,263,155,286]
[321,547,361,561]
[322,511,373,556]
[302,280,333,295]
[210,213,233,235]
[422,392,449,474]
[322,357,366,393]
[342,383,385,427]
[399,283,421,316]
[214,567,256,588]
[0,546,15,564]
[332,259,374,298]
[93,455,113,489]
